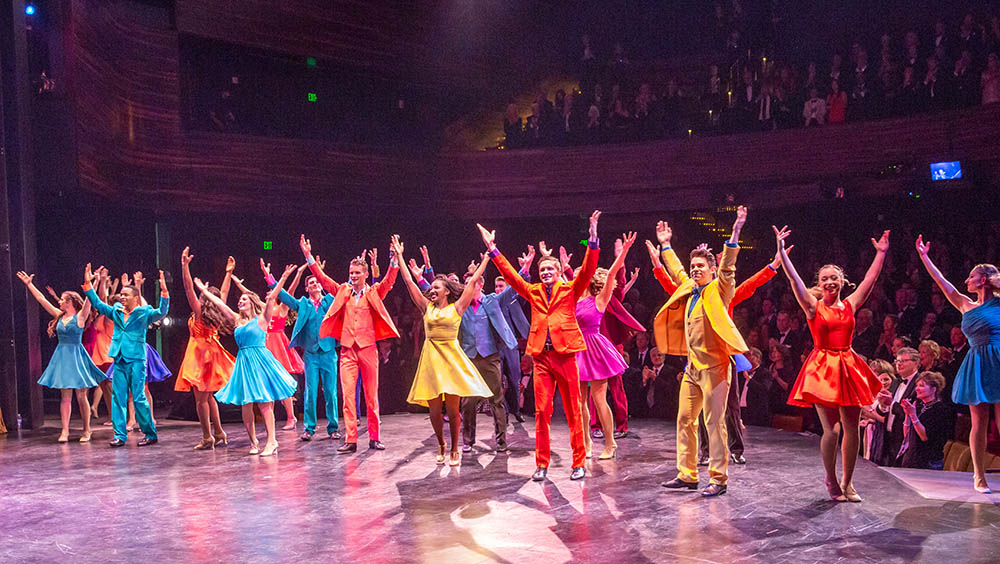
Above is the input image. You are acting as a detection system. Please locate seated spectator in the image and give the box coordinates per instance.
[896,371,951,470]
[739,347,774,427]
[802,61,819,93]
[861,358,896,464]
[634,82,658,140]
[826,79,847,124]
[918,339,942,374]
[983,52,1000,105]
[897,65,922,115]
[660,78,683,136]
[949,49,978,108]
[802,87,827,126]
[922,57,944,110]
[757,81,776,130]
[874,314,899,360]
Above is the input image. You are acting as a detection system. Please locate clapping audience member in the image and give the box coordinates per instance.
[896,372,951,469]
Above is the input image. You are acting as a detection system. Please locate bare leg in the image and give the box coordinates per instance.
[58,389,73,441]
[815,405,844,499]
[838,405,862,496]
[75,389,92,439]
[445,394,462,465]
[193,389,213,441]
[970,404,992,490]
[260,401,278,455]
[210,396,225,437]
[242,404,258,453]
[592,379,617,455]
[579,381,593,456]
[90,384,102,416]
[281,397,296,429]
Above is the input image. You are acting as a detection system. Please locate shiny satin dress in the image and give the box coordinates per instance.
[174,315,236,392]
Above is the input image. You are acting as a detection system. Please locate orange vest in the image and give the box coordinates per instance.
[320,267,400,348]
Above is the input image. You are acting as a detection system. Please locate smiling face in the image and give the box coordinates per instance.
[428,279,450,304]
[494,277,507,294]
[119,287,140,311]
[237,293,253,314]
[914,379,936,402]
[689,256,716,286]
[305,275,323,298]
[877,372,893,390]
[348,264,367,288]
[817,266,844,299]
[538,257,560,286]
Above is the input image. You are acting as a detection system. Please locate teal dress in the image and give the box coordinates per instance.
[38,315,105,389]
[952,297,1000,405]
[215,317,298,405]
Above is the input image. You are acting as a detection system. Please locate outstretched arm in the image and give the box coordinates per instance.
[17,272,62,318]
[846,230,890,311]
[82,263,116,318]
[147,270,170,323]
[479,223,532,299]
[571,210,603,298]
[915,235,975,312]
[656,221,688,286]
[260,265,295,330]
[455,256,490,315]
[774,225,817,317]
[392,235,429,311]
[181,246,201,317]
[220,256,235,303]
[300,234,340,291]
[596,232,636,311]
[287,262,307,297]
[78,295,93,328]
[194,276,238,323]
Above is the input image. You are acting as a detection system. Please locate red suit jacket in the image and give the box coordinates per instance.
[492,245,599,356]
[310,262,400,345]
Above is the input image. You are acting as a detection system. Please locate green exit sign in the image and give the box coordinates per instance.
[306,57,316,67]
[264,241,273,250]
[307,92,317,102]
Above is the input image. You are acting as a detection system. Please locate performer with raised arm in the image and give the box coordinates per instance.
[82,264,169,447]
[393,236,494,465]
[17,271,104,442]
[656,206,748,497]
[774,226,888,501]
[477,210,602,482]
[916,235,1000,493]
[576,231,637,460]
[300,234,399,453]
[262,259,342,442]
[175,247,235,450]
[201,265,298,456]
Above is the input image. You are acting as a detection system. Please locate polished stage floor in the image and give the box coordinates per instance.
[3,414,1000,564]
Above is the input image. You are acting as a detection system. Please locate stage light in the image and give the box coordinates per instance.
[25,4,36,15]
[161,317,173,327]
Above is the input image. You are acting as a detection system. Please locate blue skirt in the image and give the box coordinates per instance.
[952,344,1000,405]
[104,344,173,383]
[215,346,298,405]
[38,344,105,389]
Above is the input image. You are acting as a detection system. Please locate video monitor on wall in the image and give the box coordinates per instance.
[929,161,962,181]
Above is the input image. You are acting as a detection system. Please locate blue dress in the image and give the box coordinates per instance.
[103,343,173,383]
[952,297,1000,405]
[38,315,105,389]
[215,317,298,405]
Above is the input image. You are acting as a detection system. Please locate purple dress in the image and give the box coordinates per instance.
[575,296,628,382]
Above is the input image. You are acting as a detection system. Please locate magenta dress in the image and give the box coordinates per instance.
[575,296,628,381]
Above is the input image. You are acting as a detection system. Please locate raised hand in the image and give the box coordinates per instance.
[407,258,423,280]
[538,240,552,257]
[419,245,431,269]
[588,209,601,240]
[915,235,930,256]
[133,272,145,287]
[259,259,271,276]
[559,246,573,270]
[476,224,496,249]
[158,270,167,292]
[645,240,661,266]
[226,256,236,273]
[390,234,405,257]
[314,255,326,270]
[368,248,378,266]
[16,271,34,285]
[770,244,793,269]
[773,225,791,248]
[45,285,59,301]
[655,221,672,246]
[84,263,94,283]
[628,266,640,284]
[193,277,208,293]
[614,237,624,257]
[733,205,748,229]
[468,260,478,274]
[282,264,297,278]
[517,245,536,269]
[872,230,890,253]
[120,273,131,287]
[181,246,194,266]
[299,234,312,257]
[620,231,637,252]
[297,262,309,274]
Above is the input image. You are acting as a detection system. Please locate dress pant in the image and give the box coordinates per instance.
[340,344,380,443]
[499,346,522,416]
[698,371,744,457]
[589,373,629,433]
[112,358,156,442]
[461,353,508,448]
[676,362,731,485]
[532,349,587,469]
[303,349,339,434]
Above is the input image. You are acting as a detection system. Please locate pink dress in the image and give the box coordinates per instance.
[575,296,628,382]
[265,314,305,374]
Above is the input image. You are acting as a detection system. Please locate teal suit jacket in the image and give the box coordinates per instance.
[84,288,169,362]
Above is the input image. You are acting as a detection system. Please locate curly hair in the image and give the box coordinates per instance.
[47,291,85,338]
[808,264,856,300]
[689,245,717,269]
[199,286,234,334]
[423,274,464,304]
[868,358,895,378]
[916,371,946,399]
[239,291,265,322]
[588,267,612,296]
[971,263,1000,297]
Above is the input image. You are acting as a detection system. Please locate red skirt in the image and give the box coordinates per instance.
[788,348,881,408]
[265,331,305,374]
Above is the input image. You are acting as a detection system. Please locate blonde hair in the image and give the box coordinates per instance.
[918,339,941,360]
[971,263,1000,297]
[239,292,265,321]
[589,268,612,296]
[869,358,895,378]
[808,264,855,300]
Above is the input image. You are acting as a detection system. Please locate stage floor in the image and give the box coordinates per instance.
[3,414,1000,563]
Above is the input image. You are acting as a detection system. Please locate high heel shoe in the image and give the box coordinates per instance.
[974,476,992,494]
[194,438,215,451]
[213,432,228,447]
[248,443,261,455]
[259,443,278,457]
[841,483,862,503]
[826,477,846,501]
[448,451,461,467]
[79,432,92,443]
[57,433,69,443]
[436,444,446,464]
[281,418,297,431]
[598,446,618,460]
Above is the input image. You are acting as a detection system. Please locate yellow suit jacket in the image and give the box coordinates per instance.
[653,243,749,358]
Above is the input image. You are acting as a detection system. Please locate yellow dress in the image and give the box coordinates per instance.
[406,302,493,407]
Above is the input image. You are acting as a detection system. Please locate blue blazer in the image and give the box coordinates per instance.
[421,268,531,340]
[85,288,169,362]
[459,288,519,357]
[274,288,338,355]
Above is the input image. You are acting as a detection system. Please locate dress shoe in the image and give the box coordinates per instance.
[495,443,508,453]
[598,446,617,460]
[300,431,314,442]
[213,432,228,447]
[462,443,473,453]
[661,477,699,490]
[613,430,628,439]
[109,438,126,448]
[826,477,846,501]
[731,453,746,465]
[193,438,215,451]
[841,484,862,503]
[697,455,710,466]
[436,444,446,464]
[329,430,343,440]
[592,429,604,439]
[337,442,357,454]
[369,440,385,451]
[137,438,158,447]
[570,467,586,481]
[513,412,525,423]
[531,467,548,481]
[702,483,727,497]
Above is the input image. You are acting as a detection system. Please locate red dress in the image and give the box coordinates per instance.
[788,300,881,408]
[175,315,235,392]
[265,315,305,374]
